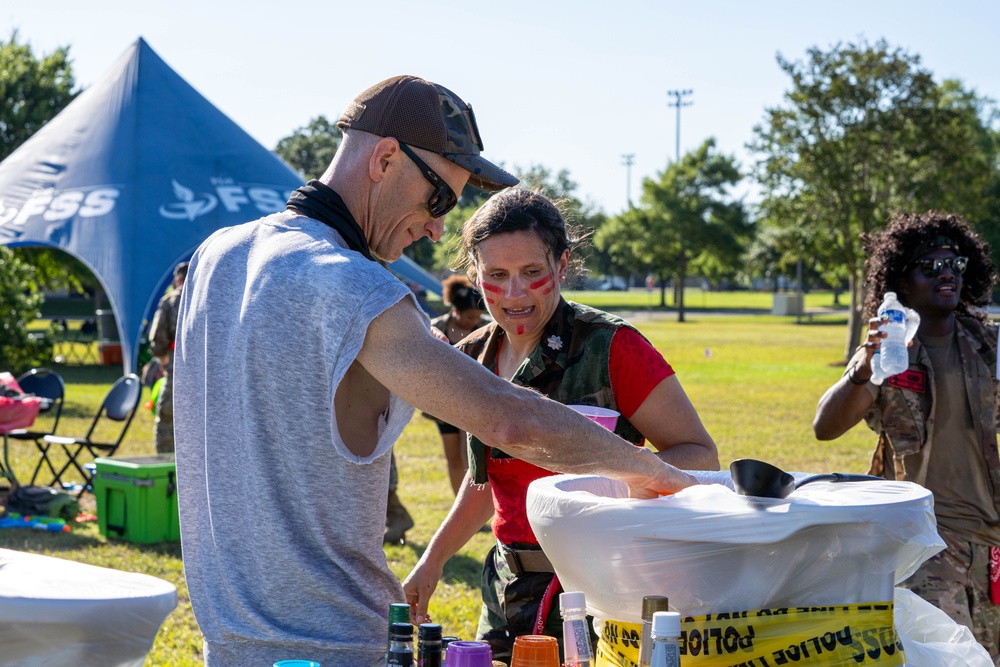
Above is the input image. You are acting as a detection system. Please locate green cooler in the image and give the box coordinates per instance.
[94,454,179,544]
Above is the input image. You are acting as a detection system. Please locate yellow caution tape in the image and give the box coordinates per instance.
[596,602,902,667]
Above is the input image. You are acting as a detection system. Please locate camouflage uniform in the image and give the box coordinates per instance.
[148,288,182,454]
[860,315,1000,660]
[460,299,645,663]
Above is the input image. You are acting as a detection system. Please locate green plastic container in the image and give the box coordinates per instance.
[94,454,179,544]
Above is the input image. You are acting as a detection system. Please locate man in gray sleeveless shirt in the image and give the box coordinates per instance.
[173,75,700,667]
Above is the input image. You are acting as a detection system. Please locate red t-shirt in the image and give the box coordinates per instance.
[487,327,674,545]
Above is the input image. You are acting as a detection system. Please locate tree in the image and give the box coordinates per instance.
[514,164,609,285]
[593,207,649,290]
[273,115,342,180]
[749,39,1000,360]
[598,139,749,321]
[424,181,494,274]
[431,163,605,278]
[0,33,77,369]
[0,247,56,373]
[0,31,76,162]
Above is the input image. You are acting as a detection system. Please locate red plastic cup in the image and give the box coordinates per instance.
[567,404,619,431]
[510,635,559,666]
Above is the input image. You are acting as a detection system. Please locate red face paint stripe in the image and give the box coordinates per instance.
[480,281,503,294]
[529,273,553,290]
[542,286,554,295]
[485,297,496,305]
[517,325,525,335]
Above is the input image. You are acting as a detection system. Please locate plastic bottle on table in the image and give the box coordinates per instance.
[510,634,559,666]
[649,612,681,667]
[559,591,593,667]
[440,636,461,666]
[638,595,670,667]
[387,622,415,666]
[443,640,492,667]
[387,603,411,654]
[417,623,443,667]
[870,292,920,385]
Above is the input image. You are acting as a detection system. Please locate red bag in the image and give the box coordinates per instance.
[0,373,42,434]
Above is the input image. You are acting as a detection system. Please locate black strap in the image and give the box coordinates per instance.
[286,180,373,261]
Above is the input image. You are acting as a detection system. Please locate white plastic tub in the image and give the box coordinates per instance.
[526,471,943,623]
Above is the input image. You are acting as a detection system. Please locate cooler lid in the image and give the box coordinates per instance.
[94,454,176,476]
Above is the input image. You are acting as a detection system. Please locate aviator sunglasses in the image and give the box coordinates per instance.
[911,256,968,277]
[398,143,458,218]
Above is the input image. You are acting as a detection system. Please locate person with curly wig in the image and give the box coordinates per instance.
[814,211,1000,661]
[428,274,488,494]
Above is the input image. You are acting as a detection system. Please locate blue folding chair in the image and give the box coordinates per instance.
[42,374,140,494]
[4,369,65,486]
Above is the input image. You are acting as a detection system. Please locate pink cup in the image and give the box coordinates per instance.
[568,405,619,431]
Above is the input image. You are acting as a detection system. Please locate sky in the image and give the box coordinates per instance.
[4,1,999,217]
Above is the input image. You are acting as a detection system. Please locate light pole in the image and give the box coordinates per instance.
[666,89,693,323]
[666,89,693,162]
[621,153,635,208]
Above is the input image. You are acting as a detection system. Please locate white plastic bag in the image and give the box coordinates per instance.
[894,588,992,666]
[527,471,942,622]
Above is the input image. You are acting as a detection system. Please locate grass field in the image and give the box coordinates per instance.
[1,293,874,665]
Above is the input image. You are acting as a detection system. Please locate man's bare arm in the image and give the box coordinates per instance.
[356,299,696,497]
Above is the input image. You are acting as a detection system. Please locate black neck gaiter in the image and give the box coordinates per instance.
[286,180,374,261]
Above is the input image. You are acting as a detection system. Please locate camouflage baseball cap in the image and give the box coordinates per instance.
[336,75,518,192]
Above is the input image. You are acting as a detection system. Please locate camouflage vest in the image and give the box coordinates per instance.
[149,288,183,358]
[864,316,1000,506]
[460,299,645,485]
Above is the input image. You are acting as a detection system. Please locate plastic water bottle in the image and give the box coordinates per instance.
[560,591,594,667]
[649,612,682,667]
[870,292,920,385]
[638,595,670,667]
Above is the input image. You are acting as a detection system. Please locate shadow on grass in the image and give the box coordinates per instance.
[50,364,128,386]
[0,520,178,551]
[395,541,485,589]
[441,552,486,588]
[0,526,106,550]
[0,526,183,557]
[793,317,849,326]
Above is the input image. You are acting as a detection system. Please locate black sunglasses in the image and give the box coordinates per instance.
[912,256,968,277]
[398,143,458,218]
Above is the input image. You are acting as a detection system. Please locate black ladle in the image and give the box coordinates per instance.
[730,458,883,499]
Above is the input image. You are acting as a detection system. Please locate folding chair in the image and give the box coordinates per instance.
[56,318,99,365]
[5,369,65,486]
[42,373,141,494]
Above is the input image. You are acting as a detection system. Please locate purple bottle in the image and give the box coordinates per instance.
[444,640,492,667]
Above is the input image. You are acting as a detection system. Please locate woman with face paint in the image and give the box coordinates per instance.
[403,188,718,664]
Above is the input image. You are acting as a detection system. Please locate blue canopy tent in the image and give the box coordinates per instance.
[0,38,440,374]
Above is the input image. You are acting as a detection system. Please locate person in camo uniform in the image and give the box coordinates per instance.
[148,260,187,454]
[814,211,1000,663]
[403,188,719,664]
